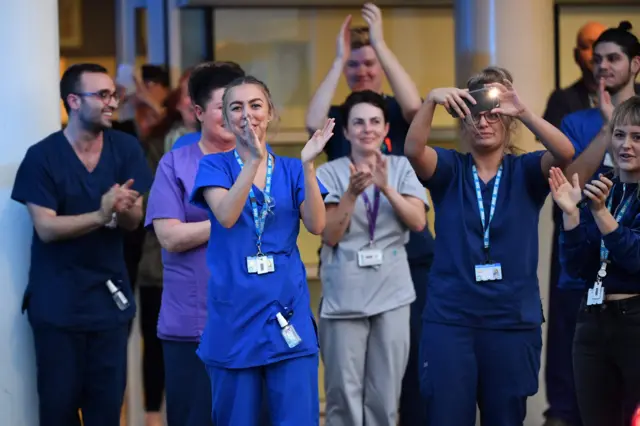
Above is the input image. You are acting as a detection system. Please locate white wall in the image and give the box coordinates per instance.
[0,2,62,426]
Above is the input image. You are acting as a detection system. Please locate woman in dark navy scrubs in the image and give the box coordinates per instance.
[404,66,576,426]
[551,96,640,426]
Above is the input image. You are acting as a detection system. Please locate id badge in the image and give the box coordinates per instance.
[357,248,383,268]
[246,256,258,274]
[586,282,605,306]
[475,263,503,282]
[256,255,275,275]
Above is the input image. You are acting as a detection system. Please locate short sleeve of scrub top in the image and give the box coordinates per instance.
[145,152,187,225]
[12,145,59,210]
[395,156,431,209]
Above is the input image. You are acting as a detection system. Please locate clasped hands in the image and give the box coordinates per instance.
[99,179,140,224]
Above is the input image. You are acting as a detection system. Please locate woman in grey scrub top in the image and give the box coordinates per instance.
[316,90,430,426]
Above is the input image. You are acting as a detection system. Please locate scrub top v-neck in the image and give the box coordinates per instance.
[190,150,328,369]
[11,129,153,330]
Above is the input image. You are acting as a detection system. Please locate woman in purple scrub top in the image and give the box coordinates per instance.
[144,62,245,426]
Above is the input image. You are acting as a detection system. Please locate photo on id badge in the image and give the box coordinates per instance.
[475,263,503,282]
[247,255,275,275]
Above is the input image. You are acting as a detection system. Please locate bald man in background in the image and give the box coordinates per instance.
[541,21,606,426]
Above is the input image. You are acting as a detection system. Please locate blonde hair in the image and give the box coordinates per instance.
[349,26,371,50]
[462,66,523,155]
[608,96,640,184]
[221,75,279,135]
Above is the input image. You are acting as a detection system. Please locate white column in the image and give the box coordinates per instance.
[115,0,138,67]
[146,0,168,65]
[453,1,555,425]
[0,2,61,426]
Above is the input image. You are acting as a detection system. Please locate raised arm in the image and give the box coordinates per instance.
[405,88,474,181]
[373,152,425,232]
[363,3,421,123]
[299,120,335,235]
[548,167,594,281]
[305,16,351,133]
[486,82,575,176]
[203,158,260,229]
[563,79,614,187]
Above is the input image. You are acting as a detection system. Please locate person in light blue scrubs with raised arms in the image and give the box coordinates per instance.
[190,75,332,425]
[404,66,576,426]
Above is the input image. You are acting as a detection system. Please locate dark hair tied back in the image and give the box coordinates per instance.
[619,21,633,32]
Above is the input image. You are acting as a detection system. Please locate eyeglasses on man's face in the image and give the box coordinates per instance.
[75,90,120,105]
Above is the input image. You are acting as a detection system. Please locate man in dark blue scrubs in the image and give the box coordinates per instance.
[541,21,605,426]
[305,7,431,424]
[11,63,152,426]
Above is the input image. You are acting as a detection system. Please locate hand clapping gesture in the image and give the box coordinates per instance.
[372,151,388,191]
[244,124,267,162]
[598,77,614,124]
[583,172,614,213]
[347,163,373,198]
[301,119,335,164]
[549,167,582,216]
[336,15,352,63]
[362,3,384,47]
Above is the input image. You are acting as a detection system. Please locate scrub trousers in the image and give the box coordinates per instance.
[573,296,640,426]
[545,226,583,425]
[205,353,319,426]
[419,322,542,426]
[399,260,431,426]
[320,304,411,426]
[32,325,128,426]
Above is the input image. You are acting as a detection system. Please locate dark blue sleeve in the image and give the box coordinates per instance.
[190,154,233,210]
[559,212,600,282]
[11,145,58,210]
[520,150,550,206]
[601,216,640,275]
[423,147,459,200]
[294,159,328,209]
[120,134,153,194]
[560,115,584,159]
[323,105,345,161]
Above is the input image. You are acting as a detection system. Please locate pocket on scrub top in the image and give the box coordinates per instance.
[319,261,366,316]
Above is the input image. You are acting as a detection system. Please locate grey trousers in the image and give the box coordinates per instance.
[319,304,411,426]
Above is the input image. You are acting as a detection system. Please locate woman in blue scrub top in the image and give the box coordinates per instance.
[190,75,331,426]
[551,96,640,426]
[404,66,576,426]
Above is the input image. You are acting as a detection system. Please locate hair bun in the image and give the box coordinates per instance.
[618,21,633,31]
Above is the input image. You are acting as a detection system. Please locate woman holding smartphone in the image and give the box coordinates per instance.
[404,66,575,426]
[551,96,640,426]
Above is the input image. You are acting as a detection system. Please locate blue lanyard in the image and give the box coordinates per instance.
[472,165,503,260]
[233,151,273,254]
[600,184,633,262]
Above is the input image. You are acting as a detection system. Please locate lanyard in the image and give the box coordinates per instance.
[361,187,381,244]
[472,165,503,261]
[233,150,273,254]
[600,183,633,262]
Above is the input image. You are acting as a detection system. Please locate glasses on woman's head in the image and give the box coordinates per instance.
[75,90,120,105]
[467,111,501,125]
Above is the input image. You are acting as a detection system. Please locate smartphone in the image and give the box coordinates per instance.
[449,87,500,118]
[115,64,136,94]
